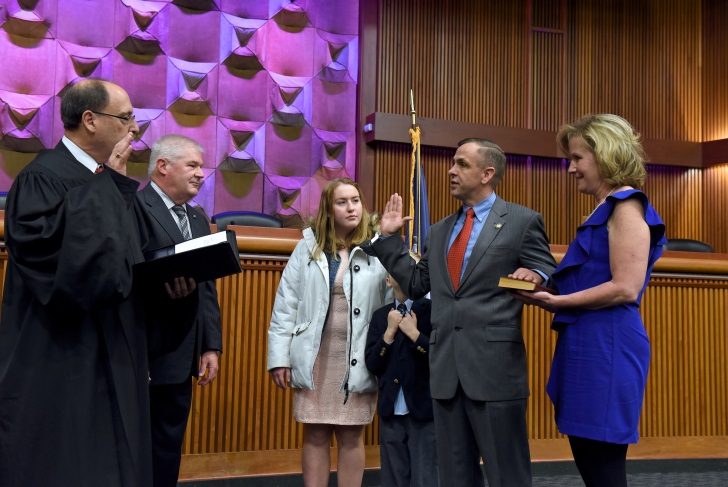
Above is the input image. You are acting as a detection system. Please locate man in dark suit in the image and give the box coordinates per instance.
[137,134,223,487]
[368,138,557,487]
[365,262,437,487]
[0,79,156,487]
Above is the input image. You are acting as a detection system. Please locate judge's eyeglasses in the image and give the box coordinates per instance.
[91,111,136,124]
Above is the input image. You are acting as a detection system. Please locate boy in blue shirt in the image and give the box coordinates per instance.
[365,255,438,487]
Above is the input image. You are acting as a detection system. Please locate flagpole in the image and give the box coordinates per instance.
[410,88,416,127]
[407,89,428,254]
[409,89,418,251]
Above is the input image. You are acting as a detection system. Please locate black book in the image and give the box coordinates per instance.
[135,230,242,284]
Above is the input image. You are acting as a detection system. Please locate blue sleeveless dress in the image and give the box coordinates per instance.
[547,189,666,444]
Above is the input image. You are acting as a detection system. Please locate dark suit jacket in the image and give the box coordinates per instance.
[371,197,556,402]
[365,298,433,421]
[137,183,222,385]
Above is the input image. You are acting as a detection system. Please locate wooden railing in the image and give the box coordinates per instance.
[181,228,728,479]
[1,224,726,479]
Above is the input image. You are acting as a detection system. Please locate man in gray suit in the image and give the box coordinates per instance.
[137,134,223,487]
[368,138,556,487]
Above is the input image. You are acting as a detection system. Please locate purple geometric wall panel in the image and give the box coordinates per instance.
[0,0,360,226]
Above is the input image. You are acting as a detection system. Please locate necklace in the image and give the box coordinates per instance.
[585,187,616,221]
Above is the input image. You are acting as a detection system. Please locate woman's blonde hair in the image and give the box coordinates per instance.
[307,178,378,261]
[557,114,647,187]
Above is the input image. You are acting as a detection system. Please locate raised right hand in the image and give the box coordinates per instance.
[106,132,134,175]
[379,193,413,236]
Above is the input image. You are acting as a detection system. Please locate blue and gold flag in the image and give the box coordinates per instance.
[407,126,430,253]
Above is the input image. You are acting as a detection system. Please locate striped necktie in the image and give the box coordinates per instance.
[171,205,191,241]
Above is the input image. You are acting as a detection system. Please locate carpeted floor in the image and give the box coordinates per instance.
[528,471,728,487]
[179,459,728,487]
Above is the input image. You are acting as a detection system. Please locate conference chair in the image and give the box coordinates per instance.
[211,211,283,231]
[663,238,714,252]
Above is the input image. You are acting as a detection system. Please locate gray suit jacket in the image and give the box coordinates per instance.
[371,197,556,402]
[137,183,223,384]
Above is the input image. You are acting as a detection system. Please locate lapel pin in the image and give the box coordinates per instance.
[494,223,502,229]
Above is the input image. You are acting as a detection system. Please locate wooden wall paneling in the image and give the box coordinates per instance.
[532,0,563,31]
[373,143,412,216]
[530,156,571,245]
[648,0,702,142]
[642,165,703,243]
[703,164,728,254]
[357,0,381,209]
[703,139,728,167]
[422,146,462,223]
[373,0,712,151]
[531,31,564,131]
[641,278,728,439]
[371,139,720,250]
[373,142,462,228]
[522,304,561,440]
[497,155,532,210]
[563,0,703,141]
[702,0,728,141]
[377,0,528,127]
[648,0,702,141]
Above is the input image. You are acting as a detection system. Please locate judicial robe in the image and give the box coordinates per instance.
[0,142,153,487]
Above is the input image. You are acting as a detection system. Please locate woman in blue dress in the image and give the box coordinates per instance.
[515,114,666,487]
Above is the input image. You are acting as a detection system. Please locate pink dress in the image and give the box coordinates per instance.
[294,249,377,424]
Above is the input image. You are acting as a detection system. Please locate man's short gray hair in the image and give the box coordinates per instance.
[148,134,204,177]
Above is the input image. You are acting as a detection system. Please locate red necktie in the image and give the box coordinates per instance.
[95,165,104,174]
[447,208,475,290]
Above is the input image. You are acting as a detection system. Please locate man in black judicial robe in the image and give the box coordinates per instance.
[136,134,223,487]
[0,79,157,487]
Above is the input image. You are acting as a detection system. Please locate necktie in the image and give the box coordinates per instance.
[397,303,408,316]
[172,205,191,241]
[447,208,475,290]
[94,165,104,174]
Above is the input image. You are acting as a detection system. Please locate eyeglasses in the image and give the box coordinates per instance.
[91,111,136,124]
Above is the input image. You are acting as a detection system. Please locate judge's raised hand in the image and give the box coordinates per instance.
[106,132,134,175]
[380,193,413,236]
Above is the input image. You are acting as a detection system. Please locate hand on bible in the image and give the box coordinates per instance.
[106,132,134,175]
[380,193,412,236]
